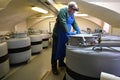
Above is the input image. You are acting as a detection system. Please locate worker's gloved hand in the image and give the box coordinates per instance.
[67,32,76,35]
[66,32,76,40]
[76,27,81,34]
[76,31,81,34]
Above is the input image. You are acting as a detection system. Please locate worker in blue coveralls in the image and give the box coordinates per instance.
[51,1,81,75]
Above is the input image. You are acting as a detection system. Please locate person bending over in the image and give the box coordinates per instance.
[51,1,81,75]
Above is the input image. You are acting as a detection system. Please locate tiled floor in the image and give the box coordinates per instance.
[2,47,65,80]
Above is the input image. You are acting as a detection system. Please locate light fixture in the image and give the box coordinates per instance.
[32,7,48,14]
[40,15,54,18]
[74,13,88,17]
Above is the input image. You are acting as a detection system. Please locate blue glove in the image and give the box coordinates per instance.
[67,32,76,35]
[76,27,81,34]
[65,32,76,41]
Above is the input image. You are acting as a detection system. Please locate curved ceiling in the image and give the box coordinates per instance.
[0,0,56,31]
[54,0,120,27]
[0,0,119,31]
[77,0,120,27]
[0,0,11,10]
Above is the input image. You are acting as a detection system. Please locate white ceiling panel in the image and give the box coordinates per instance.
[54,0,70,4]
[82,0,120,2]
[0,0,11,10]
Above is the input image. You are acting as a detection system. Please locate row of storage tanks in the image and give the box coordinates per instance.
[0,32,51,79]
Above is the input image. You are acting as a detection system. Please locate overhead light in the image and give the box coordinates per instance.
[32,7,48,14]
[74,13,88,17]
[40,15,55,18]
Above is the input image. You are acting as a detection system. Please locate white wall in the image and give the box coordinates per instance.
[15,21,27,32]
[28,17,101,33]
[112,27,120,35]
[33,18,55,32]
[75,17,101,32]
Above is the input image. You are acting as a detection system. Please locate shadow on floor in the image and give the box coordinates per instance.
[42,67,66,80]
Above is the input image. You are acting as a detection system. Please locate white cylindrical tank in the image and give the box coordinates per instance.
[30,35,43,54]
[66,46,120,80]
[0,42,9,79]
[7,37,31,64]
[66,34,120,80]
[41,34,50,49]
[100,72,120,80]
[13,32,28,38]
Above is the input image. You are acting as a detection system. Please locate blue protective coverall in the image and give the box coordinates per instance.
[56,14,76,59]
[51,7,81,68]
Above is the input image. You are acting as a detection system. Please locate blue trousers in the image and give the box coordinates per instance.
[51,35,64,69]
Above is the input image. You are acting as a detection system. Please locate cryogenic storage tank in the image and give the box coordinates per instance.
[0,42,9,79]
[7,37,31,64]
[13,32,28,38]
[30,35,43,54]
[66,34,120,80]
[41,34,50,49]
[66,46,120,80]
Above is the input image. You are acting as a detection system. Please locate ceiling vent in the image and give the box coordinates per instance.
[38,0,58,14]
